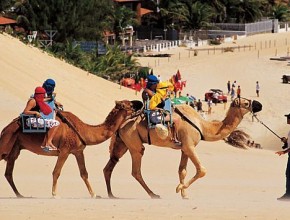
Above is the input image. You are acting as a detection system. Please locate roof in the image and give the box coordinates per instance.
[0,17,17,25]
[140,8,152,16]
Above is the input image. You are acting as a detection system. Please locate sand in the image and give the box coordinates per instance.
[1,31,290,219]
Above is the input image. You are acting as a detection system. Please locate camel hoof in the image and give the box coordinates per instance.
[52,195,61,199]
[176,184,184,193]
[16,194,25,198]
[108,193,119,199]
[181,190,188,199]
[92,194,102,199]
[150,194,161,199]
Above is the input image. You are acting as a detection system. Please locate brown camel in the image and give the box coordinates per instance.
[0,100,143,198]
[103,97,262,199]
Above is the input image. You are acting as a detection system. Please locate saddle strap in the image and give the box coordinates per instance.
[56,110,87,145]
[174,107,204,140]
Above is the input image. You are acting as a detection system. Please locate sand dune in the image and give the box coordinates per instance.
[1,32,290,219]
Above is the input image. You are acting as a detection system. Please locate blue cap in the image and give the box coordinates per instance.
[42,78,56,95]
[146,75,159,89]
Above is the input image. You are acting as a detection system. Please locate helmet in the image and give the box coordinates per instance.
[146,75,159,89]
[42,78,56,95]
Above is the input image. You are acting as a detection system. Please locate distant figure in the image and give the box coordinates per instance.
[196,99,203,112]
[207,99,212,114]
[232,80,236,89]
[213,92,219,105]
[227,80,231,95]
[157,74,162,81]
[186,93,190,105]
[256,81,260,97]
[230,87,235,101]
[237,85,241,98]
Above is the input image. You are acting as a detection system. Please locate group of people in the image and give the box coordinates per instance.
[227,80,260,100]
[22,79,62,151]
[227,80,241,101]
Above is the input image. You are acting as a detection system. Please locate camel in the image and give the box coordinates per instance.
[0,100,143,198]
[103,97,262,199]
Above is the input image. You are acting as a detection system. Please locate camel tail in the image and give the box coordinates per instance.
[0,117,20,137]
[0,117,21,161]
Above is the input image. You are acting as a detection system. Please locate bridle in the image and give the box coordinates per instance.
[230,97,253,119]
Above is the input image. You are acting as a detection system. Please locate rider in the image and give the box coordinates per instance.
[42,78,63,109]
[149,81,181,145]
[23,87,60,151]
[142,74,159,104]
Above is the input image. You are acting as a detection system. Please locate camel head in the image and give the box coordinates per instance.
[230,97,262,114]
[115,100,143,117]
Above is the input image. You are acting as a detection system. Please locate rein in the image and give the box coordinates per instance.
[56,110,87,145]
[174,107,204,140]
[252,114,282,140]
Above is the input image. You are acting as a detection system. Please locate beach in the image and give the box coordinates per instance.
[1,32,290,219]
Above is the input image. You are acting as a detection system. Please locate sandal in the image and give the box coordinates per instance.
[41,146,58,152]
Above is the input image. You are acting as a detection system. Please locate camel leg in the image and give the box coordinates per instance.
[51,151,70,198]
[4,145,24,198]
[103,138,128,199]
[176,151,189,199]
[130,149,160,199]
[176,147,206,194]
[74,151,98,198]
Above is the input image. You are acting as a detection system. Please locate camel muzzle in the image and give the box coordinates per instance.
[131,100,144,112]
[251,100,262,113]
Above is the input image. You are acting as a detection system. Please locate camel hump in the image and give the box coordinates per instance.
[174,104,200,120]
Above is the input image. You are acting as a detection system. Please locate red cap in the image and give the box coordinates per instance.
[34,86,46,94]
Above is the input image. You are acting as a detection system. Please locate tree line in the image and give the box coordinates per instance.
[0,0,289,81]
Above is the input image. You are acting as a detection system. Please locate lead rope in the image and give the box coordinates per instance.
[252,114,282,140]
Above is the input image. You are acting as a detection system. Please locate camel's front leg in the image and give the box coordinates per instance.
[176,151,189,199]
[176,147,206,195]
[4,146,24,198]
[74,151,98,198]
[52,151,69,198]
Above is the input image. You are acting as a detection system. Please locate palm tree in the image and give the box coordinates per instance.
[94,44,139,81]
[106,5,137,46]
[175,1,215,30]
[226,0,264,23]
[272,3,290,21]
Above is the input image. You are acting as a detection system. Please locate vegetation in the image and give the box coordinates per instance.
[1,0,290,81]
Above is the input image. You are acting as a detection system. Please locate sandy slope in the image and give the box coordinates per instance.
[1,32,290,219]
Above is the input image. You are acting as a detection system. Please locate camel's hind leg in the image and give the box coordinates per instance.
[74,150,97,198]
[4,145,24,198]
[176,151,189,199]
[176,147,206,197]
[103,136,128,199]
